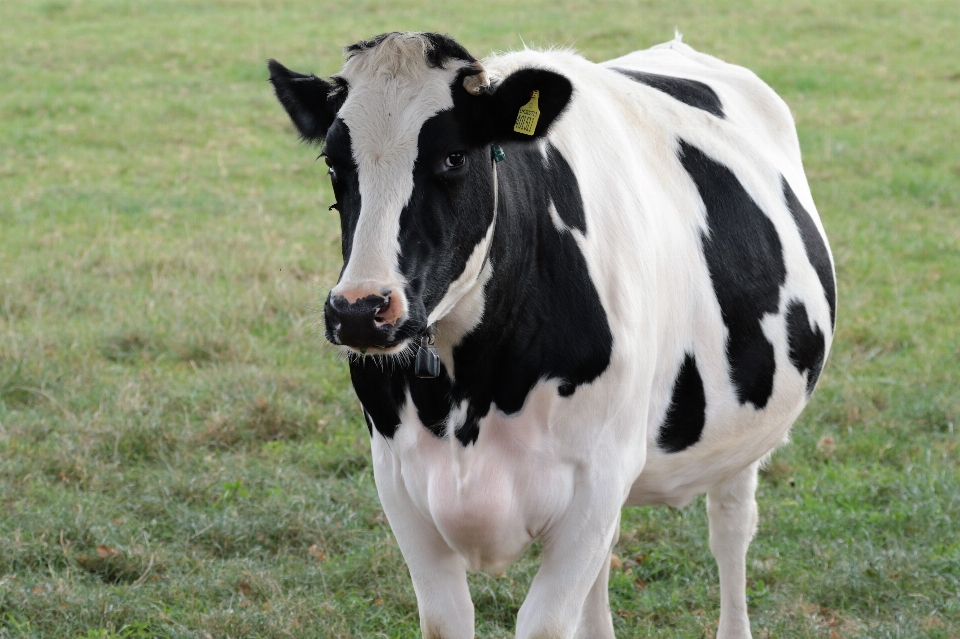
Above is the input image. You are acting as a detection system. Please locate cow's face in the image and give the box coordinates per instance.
[269,33,572,355]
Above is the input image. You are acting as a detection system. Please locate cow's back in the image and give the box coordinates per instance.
[603,39,813,207]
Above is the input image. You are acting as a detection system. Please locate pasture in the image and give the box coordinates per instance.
[1,0,958,637]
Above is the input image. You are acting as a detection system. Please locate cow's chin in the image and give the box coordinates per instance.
[340,339,415,359]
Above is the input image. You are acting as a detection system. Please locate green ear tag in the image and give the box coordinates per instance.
[491,144,505,163]
[513,90,540,136]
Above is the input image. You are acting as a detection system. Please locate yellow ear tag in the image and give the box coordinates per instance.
[513,90,541,136]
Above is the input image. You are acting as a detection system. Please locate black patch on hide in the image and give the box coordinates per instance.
[785,300,826,395]
[658,354,707,453]
[543,143,587,232]
[361,408,374,436]
[349,358,456,439]
[678,140,785,409]
[409,373,455,438]
[349,359,407,439]
[782,177,836,328]
[611,68,725,118]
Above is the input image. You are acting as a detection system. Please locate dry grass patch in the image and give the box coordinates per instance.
[200,396,305,448]
[74,545,165,586]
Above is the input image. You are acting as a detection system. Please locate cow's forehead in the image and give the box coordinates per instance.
[336,38,472,164]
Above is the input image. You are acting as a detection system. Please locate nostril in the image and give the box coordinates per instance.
[373,294,393,324]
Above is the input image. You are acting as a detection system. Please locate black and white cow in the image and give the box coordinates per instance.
[269,31,835,639]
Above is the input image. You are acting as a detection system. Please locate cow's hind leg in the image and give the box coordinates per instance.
[707,461,759,639]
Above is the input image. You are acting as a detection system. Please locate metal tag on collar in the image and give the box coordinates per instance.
[414,328,440,379]
[491,144,505,163]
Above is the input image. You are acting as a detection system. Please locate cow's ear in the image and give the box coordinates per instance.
[484,68,573,141]
[268,59,339,143]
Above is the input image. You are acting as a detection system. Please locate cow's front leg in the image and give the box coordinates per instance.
[515,489,622,639]
[372,438,474,639]
[707,461,760,639]
[574,514,620,639]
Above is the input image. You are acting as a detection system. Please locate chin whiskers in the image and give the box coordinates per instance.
[391,342,416,368]
[330,341,418,369]
[337,346,360,364]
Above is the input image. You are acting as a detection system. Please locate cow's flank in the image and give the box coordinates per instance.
[678,140,786,410]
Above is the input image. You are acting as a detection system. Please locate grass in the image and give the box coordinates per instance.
[1,0,958,637]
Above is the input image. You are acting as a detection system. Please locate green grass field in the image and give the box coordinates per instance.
[1,0,958,637]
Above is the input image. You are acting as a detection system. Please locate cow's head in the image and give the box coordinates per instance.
[269,33,572,355]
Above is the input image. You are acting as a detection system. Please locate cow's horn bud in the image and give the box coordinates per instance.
[463,65,489,96]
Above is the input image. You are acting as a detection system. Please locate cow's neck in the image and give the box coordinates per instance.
[438,140,614,446]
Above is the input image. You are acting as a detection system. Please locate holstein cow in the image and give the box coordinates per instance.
[268,31,834,639]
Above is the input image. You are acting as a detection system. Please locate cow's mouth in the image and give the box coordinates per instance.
[325,324,416,353]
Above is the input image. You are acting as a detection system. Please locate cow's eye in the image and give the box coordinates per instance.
[323,155,340,182]
[444,152,466,169]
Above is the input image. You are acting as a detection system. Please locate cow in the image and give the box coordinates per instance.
[268,31,835,639]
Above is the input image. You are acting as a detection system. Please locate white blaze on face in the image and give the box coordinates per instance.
[332,36,469,301]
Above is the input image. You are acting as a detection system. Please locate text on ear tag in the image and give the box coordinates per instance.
[513,90,541,136]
